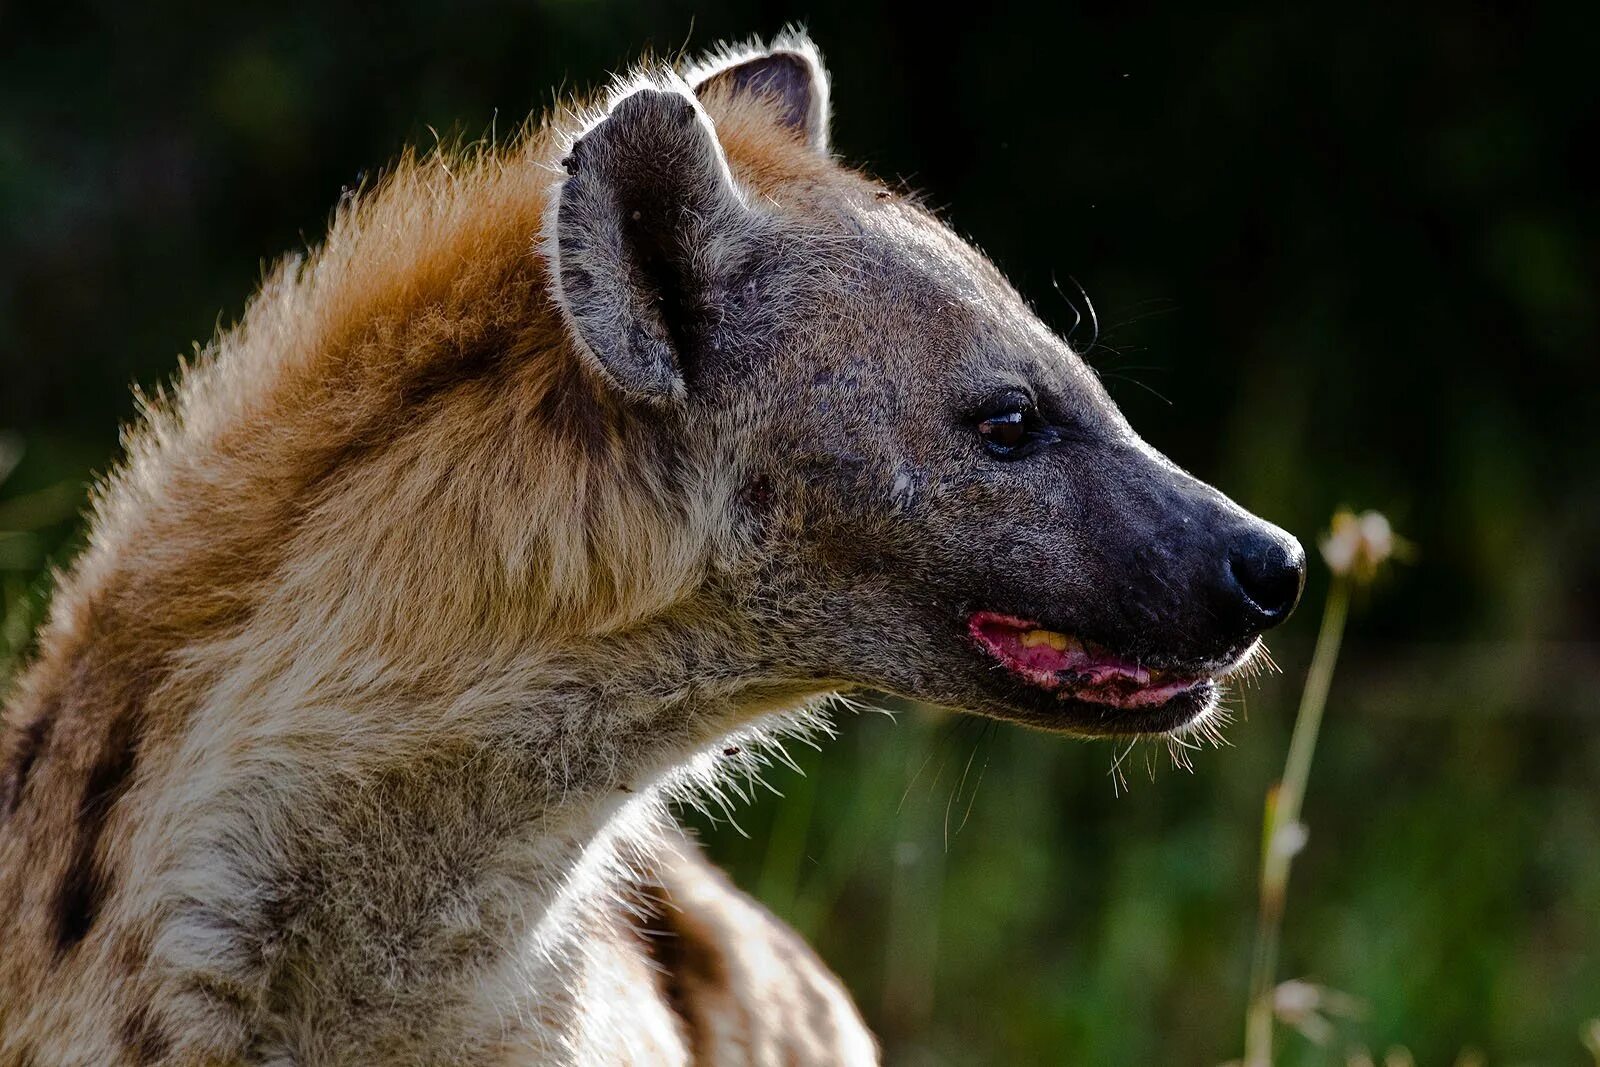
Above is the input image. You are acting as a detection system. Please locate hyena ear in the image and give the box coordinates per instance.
[550,85,752,403]
[689,42,831,155]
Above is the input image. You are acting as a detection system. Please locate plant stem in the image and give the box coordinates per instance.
[1244,576,1351,1066]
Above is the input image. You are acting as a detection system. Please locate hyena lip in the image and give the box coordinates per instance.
[967,611,1212,710]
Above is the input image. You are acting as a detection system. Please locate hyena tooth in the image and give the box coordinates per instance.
[1020,629,1073,652]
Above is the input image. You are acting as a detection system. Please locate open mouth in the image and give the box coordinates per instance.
[968,611,1213,710]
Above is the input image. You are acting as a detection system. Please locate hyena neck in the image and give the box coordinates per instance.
[193,610,827,1043]
[4,588,830,1057]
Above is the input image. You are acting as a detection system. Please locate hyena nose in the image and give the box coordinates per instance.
[1225,525,1306,630]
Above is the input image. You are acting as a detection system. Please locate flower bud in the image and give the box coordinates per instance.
[1319,509,1396,585]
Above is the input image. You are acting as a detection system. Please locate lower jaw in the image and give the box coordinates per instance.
[1010,680,1220,736]
[1011,667,1208,710]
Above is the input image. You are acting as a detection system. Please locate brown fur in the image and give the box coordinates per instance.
[0,34,879,1067]
[0,26,1299,1067]
[640,848,875,1065]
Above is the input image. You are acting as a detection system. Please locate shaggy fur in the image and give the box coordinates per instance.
[0,33,878,1066]
[0,28,1299,1066]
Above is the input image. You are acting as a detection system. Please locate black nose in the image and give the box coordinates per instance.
[1227,528,1306,629]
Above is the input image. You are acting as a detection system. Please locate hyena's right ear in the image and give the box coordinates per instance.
[549,85,753,404]
[688,40,831,155]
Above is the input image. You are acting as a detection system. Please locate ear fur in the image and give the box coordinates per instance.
[686,32,832,155]
[547,81,751,403]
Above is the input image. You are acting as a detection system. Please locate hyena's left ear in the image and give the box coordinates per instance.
[688,39,831,155]
[550,85,755,403]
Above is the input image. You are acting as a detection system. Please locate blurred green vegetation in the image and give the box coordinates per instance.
[3,3,1597,1064]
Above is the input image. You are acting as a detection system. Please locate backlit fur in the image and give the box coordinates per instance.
[0,33,876,1066]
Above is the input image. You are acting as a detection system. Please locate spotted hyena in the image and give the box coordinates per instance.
[0,31,1302,1066]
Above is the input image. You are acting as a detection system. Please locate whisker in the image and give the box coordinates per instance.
[943,740,983,851]
[1108,737,1138,796]
[1101,371,1175,407]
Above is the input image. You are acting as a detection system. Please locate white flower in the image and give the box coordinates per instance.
[1319,509,1398,585]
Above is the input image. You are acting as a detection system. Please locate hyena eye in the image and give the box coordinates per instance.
[978,410,1026,450]
[975,393,1055,459]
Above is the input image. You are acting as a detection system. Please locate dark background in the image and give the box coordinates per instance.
[3,4,1597,1064]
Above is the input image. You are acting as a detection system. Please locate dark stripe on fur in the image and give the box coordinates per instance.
[53,707,141,954]
[636,884,730,1057]
[121,1004,171,1065]
[1,707,55,820]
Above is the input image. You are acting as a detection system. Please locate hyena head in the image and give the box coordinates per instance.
[548,37,1304,736]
